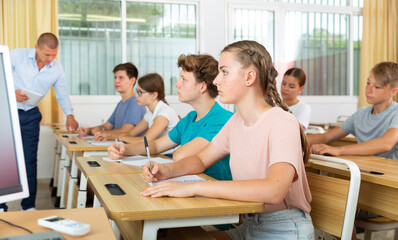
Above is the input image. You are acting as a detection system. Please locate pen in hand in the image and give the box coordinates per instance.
[144,136,152,174]
[115,138,122,158]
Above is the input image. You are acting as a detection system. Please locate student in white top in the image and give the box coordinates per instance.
[118,73,180,144]
[281,68,311,130]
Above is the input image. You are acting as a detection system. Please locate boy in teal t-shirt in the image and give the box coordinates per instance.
[169,102,233,180]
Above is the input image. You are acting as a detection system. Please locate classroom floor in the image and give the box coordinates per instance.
[5,179,395,240]
[7,178,55,212]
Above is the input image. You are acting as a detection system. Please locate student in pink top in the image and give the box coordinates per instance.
[141,40,314,240]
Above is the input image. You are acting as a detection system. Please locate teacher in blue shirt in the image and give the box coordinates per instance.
[0,32,78,212]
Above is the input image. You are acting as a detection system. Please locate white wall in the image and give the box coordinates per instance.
[37,0,360,178]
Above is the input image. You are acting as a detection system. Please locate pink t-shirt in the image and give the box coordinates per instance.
[212,107,312,213]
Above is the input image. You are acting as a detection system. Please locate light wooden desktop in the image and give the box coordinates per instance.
[307,155,398,221]
[0,207,116,240]
[47,123,71,134]
[308,123,357,147]
[55,133,109,209]
[88,173,264,240]
[75,156,143,208]
[329,135,357,147]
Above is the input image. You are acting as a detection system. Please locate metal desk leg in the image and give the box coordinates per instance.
[142,214,239,240]
[55,146,67,207]
[59,152,71,209]
[93,195,101,208]
[51,141,62,197]
[66,152,79,209]
[77,173,87,208]
[110,220,121,240]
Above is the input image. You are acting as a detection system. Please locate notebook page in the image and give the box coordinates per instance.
[88,140,118,146]
[147,175,208,186]
[102,155,147,162]
[102,156,173,166]
[122,157,173,166]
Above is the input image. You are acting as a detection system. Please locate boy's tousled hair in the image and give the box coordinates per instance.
[177,54,219,98]
[371,62,398,87]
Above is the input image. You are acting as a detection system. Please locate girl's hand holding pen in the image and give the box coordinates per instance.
[142,162,170,183]
[108,143,125,159]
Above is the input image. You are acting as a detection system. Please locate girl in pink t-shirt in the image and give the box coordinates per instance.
[141,40,314,240]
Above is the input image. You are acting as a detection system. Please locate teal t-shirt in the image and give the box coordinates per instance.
[168,102,233,180]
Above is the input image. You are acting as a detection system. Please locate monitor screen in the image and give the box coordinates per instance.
[0,45,29,204]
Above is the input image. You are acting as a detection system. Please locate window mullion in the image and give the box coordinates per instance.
[121,0,127,62]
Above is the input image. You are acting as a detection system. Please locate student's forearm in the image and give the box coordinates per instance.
[307,134,328,145]
[192,179,289,204]
[123,141,157,156]
[168,155,207,177]
[104,128,131,139]
[338,138,394,156]
[90,126,103,134]
[120,136,143,144]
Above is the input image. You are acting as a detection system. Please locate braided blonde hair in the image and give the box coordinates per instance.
[222,40,310,163]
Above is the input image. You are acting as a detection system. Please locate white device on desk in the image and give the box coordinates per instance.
[38,216,91,236]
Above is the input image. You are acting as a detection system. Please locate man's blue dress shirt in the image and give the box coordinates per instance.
[11,48,73,115]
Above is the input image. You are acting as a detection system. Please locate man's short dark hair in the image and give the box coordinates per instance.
[113,62,139,80]
[37,33,59,49]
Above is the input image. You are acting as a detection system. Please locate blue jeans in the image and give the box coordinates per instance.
[226,208,315,240]
[0,107,41,211]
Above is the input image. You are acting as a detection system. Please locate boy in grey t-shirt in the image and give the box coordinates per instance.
[308,61,398,159]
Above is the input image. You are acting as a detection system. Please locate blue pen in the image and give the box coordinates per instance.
[144,136,152,173]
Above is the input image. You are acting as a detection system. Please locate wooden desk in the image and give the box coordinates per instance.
[0,207,116,240]
[48,123,71,134]
[307,155,398,221]
[55,134,109,209]
[329,135,357,147]
[75,156,143,208]
[88,174,264,240]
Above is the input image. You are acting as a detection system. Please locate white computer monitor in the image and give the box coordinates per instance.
[0,45,29,204]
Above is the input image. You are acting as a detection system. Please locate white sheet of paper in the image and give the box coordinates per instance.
[79,135,94,139]
[147,175,207,186]
[88,140,117,146]
[22,89,43,106]
[102,156,173,166]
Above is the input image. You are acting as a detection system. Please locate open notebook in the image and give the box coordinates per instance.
[88,140,118,146]
[103,155,173,166]
[147,175,208,186]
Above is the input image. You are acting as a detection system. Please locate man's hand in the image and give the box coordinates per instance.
[15,89,28,102]
[66,115,79,132]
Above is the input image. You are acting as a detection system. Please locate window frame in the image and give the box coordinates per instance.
[59,0,201,96]
[121,0,201,64]
[226,0,362,98]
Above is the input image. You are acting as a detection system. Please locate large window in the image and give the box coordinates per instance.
[229,1,363,96]
[59,0,198,95]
